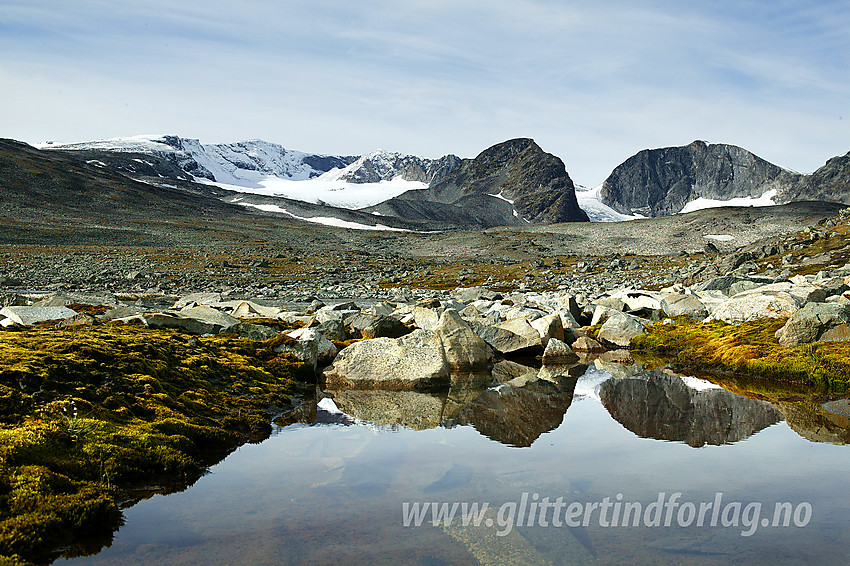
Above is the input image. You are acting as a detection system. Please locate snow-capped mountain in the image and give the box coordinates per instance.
[326,149,462,185]
[40,135,462,211]
[39,135,354,185]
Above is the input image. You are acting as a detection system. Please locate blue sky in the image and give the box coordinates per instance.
[1,0,848,185]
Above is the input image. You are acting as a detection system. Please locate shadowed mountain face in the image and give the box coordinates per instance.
[598,370,782,447]
[368,138,590,226]
[599,141,802,217]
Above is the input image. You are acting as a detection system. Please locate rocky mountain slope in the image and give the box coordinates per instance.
[599,140,850,217]
[40,136,589,229]
[599,140,801,217]
[0,138,241,223]
[41,135,460,190]
[776,151,850,205]
[366,138,590,226]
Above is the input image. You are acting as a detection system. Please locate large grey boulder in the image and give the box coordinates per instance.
[661,293,708,319]
[315,304,360,324]
[99,304,145,321]
[179,305,241,330]
[322,329,450,390]
[172,292,222,309]
[597,313,647,349]
[142,313,220,334]
[617,290,662,312]
[591,305,623,326]
[231,301,282,319]
[495,318,543,350]
[317,319,347,341]
[412,306,441,331]
[0,306,78,327]
[571,335,605,353]
[275,334,319,370]
[287,327,338,366]
[434,310,493,371]
[530,313,565,347]
[775,303,850,347]
[471,323,533,354]
[360,315,411,339]
[709,289,802,323]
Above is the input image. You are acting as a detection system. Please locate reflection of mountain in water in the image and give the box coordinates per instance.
[776,401,850,446]
[599,369,782,447]
[322,366,583,446]
[454,369,582,447]
[324,390,447,431]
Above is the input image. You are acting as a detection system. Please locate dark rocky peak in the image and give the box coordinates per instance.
[415,138,589,224]
[600,141,802,217]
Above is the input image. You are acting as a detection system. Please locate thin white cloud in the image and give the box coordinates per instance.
[1,0,847,185]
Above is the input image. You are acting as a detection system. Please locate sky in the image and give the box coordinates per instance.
[1,0,848,186]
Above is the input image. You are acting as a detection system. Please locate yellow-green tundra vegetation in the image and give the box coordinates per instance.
[0,322,310,565]
[631,317,850,393]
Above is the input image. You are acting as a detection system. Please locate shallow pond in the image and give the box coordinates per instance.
[64,361,850,565]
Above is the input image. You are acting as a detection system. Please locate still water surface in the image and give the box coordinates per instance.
[65,362,850,565]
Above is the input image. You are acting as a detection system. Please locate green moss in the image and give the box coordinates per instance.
[631,318,850,392]
[0,324,304,564]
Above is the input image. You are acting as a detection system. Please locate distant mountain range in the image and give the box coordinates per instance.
[13,134,850,230]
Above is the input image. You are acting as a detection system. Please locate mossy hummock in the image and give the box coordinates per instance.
[0,324,306,565]
[632,317,850,392]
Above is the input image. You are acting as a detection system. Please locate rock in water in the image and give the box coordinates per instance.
[596,313,647,349]
[322,329,450,391]
[287,328,338,366]
[541,337,579,365]
[434,309,493,371]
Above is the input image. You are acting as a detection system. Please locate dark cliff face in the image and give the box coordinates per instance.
[598,370,782,447]
[377,138,589,226]
[599,141,802,217]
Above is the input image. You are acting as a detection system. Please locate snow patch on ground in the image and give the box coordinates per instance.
[704,234,735,242]
[235,202,412,232]
[679,189,778,214]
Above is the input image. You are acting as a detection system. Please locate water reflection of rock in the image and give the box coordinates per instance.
[453,366,584,447]
[325,389,448,430]
[776,400,850,445]
[321,364,585,446]
[598,369,782,447]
